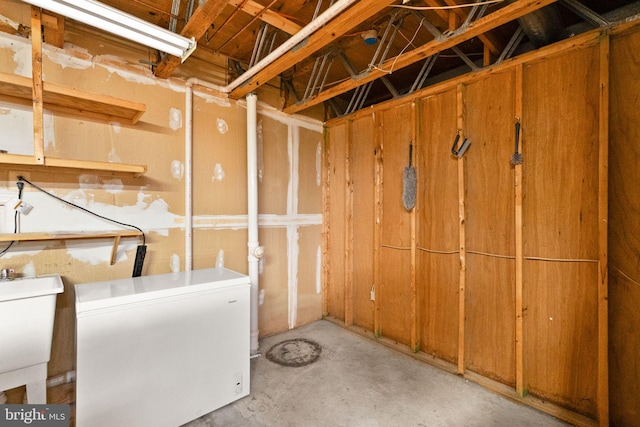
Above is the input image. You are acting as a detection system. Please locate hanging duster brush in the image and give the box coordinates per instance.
[511,117,523,165]
[403,140,416,211]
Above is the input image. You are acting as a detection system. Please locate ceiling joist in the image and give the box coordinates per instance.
[154,0,230,79]
[228,0,398,99]
[283,0,559,114]
[228,0,302,35]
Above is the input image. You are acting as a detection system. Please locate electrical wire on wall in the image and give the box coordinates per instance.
[16,176,145,244]
[0,181,24,257]
[1,176,147,276]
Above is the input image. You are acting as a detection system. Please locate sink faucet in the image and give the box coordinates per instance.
[0,268,14,281]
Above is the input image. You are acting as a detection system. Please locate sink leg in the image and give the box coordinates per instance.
[26,380,47,404]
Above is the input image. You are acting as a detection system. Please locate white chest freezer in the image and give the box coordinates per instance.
[75,268,251,427]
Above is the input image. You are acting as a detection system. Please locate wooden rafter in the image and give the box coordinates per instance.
[439,0,503,54]
[228,0,398,99]
[284,0,558,114]
[228,0,302,35]
[154,0,230,79]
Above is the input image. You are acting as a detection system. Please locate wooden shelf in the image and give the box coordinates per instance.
[0,230,143,265]
[0,230,142,242]
[0,153,146,177]
[0,71,146,124]
[0,70,147,177]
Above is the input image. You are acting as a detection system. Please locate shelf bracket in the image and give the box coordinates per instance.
[110,235,121,265]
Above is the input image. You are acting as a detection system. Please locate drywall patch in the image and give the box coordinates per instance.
[196,90,231,107]
[96,54,158,86]
[212,163,225,182]
[44,43,93,70]
[169,108,183,131]
[216,118,228,134]
[108,144,121,163]
[102,179,124,194]
[78,175,100,190]
[238,98,322,132]
[170,254,180,272]
[67,239,137,265]
[0,241,47,260]
[4,34,31,77]
[171,160,184,180]
[0,14,19,32]
[44,114,55,150]
[78,175,122,193]
[257,119,264,182]
[17,188,177,238]
[0,101,35,155]
[22,260,37,278]
[216,249,225,268]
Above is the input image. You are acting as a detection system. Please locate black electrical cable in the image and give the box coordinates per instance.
[17,176,146,246]
[0,182,23,257]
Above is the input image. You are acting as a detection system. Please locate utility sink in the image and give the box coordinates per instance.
[0,274,63,403]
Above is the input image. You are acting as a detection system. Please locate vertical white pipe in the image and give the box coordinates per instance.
[247,92,261,355]
[224,0,360,93]
[185,78,225,272]
[185,81,194,271]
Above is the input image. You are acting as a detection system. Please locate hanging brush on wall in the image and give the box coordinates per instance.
[511,117,523,165]
[403,140,416,211]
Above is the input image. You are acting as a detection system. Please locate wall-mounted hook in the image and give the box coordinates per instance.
[451,130,470,158]
[511,117,523,165]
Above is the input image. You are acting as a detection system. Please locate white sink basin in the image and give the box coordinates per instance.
[0,275,63,374]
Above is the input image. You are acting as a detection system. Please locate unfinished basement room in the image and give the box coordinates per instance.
[0,0,638,426]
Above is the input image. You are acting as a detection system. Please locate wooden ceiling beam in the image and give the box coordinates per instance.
[284,0,558,114]
[425,0,502,55]
[228,0,398,99]
[154,0,230,79]
[228,0,302,35]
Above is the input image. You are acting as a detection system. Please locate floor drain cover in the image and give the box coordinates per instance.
[265,338,322,367]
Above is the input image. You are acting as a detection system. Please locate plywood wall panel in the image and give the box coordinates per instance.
[380,104,413,247]
[465,255,515,385]
[379,247,412,346]
[522,47,599,261]
[463,72,516,386]
[416,90,459,362]
[608,27,640,427]
[522,45,600,419]
[378,104,414,345]
[464,72,516,256]
[325,123,348,320]
[321,25,631,424]
[417,252,459,363]
[351,115,376,331]
[523,261,598,417]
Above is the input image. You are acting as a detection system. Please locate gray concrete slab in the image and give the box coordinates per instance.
[185,320,569,427]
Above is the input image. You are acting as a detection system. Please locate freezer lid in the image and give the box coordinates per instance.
[75,267,250,312]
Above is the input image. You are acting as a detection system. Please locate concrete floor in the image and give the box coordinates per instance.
[185,320,569,427]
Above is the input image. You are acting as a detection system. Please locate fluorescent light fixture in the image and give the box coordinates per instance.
[23,0,197,62]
